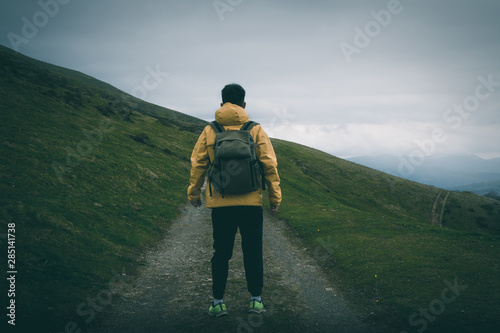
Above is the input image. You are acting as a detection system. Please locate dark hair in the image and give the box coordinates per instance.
[221,84,245,107]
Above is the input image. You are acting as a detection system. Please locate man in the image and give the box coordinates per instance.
[187,83,282,317]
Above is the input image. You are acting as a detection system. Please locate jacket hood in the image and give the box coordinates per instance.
[215,103,250,126]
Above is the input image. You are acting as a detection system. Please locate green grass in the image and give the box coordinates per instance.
[1,45,499,332]
[272,139,500,332]
[0,45,204,331]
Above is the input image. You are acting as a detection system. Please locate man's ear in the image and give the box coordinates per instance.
[243,102,246,109]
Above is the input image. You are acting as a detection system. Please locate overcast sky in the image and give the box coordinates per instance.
[1,0,499,159]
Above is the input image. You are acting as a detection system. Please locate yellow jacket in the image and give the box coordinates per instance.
[188,103,282,208]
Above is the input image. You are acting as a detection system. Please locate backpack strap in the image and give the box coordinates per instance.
[209,120,230,197]
[209,121,225,133]
[210,120,258,132]
[241,121,266,191]
[208,121,223,197]
[240,121,258,131]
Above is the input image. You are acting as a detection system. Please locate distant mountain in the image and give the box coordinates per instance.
[455,180,500,197]
[348,154,500,194]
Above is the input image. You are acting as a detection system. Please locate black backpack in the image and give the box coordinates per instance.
[208,121,265,197]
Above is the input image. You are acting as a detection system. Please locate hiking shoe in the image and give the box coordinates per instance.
[209,302,228,317]
[249,300,266,314]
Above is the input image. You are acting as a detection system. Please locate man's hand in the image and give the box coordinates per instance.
[270,205,279,215]
[190,199,202,208]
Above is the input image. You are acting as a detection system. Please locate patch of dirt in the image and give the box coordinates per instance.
[88,205,373,332]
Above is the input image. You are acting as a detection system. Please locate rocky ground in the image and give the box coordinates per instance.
[88,205,378,333]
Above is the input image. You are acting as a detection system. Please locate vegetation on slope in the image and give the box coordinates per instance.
[272,139,500,333]
[0,45,205,331]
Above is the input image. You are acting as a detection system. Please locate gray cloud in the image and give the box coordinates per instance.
[1,0,499,158]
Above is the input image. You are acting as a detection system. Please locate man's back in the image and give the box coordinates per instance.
[188,102,281,209]
[187,83,281,317]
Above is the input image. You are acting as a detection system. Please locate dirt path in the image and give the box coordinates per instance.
[89,205,372,333]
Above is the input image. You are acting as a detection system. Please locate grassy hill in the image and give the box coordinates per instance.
[272,140,499,332]
[0,45,205,331]
[1,45,499,332]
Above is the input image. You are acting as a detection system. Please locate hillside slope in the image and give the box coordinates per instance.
[0,45,206,330]
[276,142,500,235]
[348,154,500,194]
[1,46,499,332]
[272,140,500,332]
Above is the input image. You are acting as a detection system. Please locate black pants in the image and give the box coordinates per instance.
[211,206,263,300]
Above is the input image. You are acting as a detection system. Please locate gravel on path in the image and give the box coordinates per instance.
[89,205,373,333]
